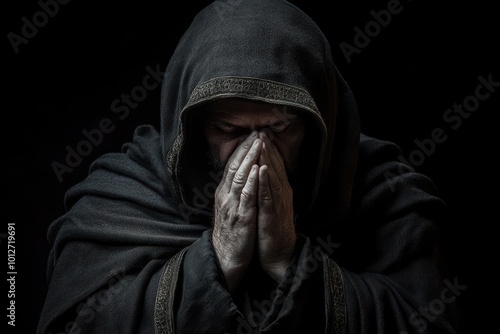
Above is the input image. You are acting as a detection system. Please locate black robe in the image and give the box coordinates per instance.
[37,0,463,333]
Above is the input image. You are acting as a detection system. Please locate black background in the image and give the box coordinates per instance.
[3,0,498,333]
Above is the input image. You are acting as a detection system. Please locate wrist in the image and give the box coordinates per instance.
[264,259,292,283]
[218,259,248,293]
[212,238,248,292]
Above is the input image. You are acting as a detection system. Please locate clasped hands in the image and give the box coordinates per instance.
[212,131,297,292]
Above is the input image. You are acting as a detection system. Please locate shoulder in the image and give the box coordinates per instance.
[351,132,445,215]
[63,125,175,209]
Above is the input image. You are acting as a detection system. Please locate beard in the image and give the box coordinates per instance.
[205,150,226,175]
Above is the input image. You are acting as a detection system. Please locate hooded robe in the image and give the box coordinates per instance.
[37,0,463,333]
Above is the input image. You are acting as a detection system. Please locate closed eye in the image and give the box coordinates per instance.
[269,122,288,133]
[216,124,239,132]
[212,123,250,139]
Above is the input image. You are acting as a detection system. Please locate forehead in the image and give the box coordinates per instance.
[205,98,301,124]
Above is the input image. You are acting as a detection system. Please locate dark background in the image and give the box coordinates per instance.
[3,0,498,333]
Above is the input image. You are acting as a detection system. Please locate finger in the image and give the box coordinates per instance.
[240,164,259,209]
[258,165,273,207]
[259,138,270,167]
[231,138,262,194]
[260,132,287,184]
[260,142,282,193]
[220,131,259,193]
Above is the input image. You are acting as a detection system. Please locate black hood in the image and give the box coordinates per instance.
[38,2,464,334]
[38,1,362,332]
[160,0,360,220]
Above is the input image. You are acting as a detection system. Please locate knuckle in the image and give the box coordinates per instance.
[241,140,252,149]
[228,161,239,173]
[233,172,246,185]
[235,211,254,224]
[262,194,273,202]
[215,184,224,197]
[214,188,224,204]
[215,194,234,212]
[271,179,281,191]
[259,188,273,203]
[240,189,254,203]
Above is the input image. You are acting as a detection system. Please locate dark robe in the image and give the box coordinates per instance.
[37,0,464,333]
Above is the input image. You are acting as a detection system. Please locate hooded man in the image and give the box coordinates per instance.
[37,0,463,333]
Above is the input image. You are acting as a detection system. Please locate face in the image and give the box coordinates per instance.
[203,98,306,173]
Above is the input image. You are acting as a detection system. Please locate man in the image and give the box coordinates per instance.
[38,0,463,333]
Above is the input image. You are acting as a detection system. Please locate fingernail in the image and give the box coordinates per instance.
[250,130,258,138]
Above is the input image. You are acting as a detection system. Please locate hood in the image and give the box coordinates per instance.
[160,0,360,222]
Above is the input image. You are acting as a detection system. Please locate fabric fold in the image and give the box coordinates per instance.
[37,0,463,333]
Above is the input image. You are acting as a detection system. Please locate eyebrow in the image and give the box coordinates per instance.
[210,120,238,127]
[209,119,302,132]
[205,109,304,128]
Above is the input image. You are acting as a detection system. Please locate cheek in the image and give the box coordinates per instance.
[205,127,241,164]
[219,140,240,163]
[274,131,304,164]
[207,137,240,164]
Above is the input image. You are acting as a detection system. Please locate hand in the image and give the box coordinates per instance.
[257,132,297,282]
[212,131,262,292]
